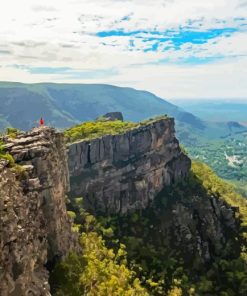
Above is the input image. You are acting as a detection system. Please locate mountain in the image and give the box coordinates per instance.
[1,82,247,188]
[0,82,245,141]
[0,81,194,130]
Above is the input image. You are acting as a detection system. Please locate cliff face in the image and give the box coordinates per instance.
[68,118,191,214]
[152,191,240,265]
[67,117,240,266]
[0,127,77,296]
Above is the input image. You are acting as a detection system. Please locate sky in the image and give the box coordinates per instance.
[0,0,246,99]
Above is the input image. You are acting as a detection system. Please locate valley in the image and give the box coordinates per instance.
[184,131,247,196]
[171,99,247,123]
[172,100,247,196]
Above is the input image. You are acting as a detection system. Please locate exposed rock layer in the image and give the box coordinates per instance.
[68,118,191,214]
[0,127,77,296]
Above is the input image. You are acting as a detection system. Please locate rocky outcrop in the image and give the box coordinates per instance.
[67,115,239,264]
[68,118,191,214]
[0,127,78,296]
[155,193,240,265]
[101,112,124,121]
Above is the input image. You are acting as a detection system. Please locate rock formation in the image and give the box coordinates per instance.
[101,112,124,121]
[149,192,240,265]
[0,127,78,296]
[68,117,191,214]
[67,116,240,266]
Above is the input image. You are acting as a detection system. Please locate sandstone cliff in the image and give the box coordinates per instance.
[0,127,77,296]
[68,117,191,214]
[67,117,241,267]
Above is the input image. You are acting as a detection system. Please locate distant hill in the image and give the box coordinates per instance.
[0,82,190,129]
[0,82,245,144]
[172,99,247,122]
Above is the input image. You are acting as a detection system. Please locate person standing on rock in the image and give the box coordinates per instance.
[40,117,44,126]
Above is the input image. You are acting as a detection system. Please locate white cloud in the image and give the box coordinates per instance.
[0,0,246,98]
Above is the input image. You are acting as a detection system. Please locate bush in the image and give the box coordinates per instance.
[50,210,148,296]
[0,140,15,166]
[6,127,21,138]
[64,120,138,142]
[64,115,170,143]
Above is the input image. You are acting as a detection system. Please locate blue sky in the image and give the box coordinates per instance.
[0,0,246,99]
[96,27,238,48]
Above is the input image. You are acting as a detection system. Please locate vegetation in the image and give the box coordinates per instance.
[97,161,247,295]
[5,127,21,138]
[50,208,148,296]
[192,161,247,255]
[53,116,247,295]
[184,131,247,196]
[64,120,138,142]
[64,115,169,143]
[0,128,26,172]
[53,160,247,295]
[0,140,14,166]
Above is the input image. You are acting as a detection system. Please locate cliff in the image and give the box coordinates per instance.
[0,127,77,296]
[1,117,244,296]
[144,185,240,265]
[68,117,191,214]
[67,117,244,285]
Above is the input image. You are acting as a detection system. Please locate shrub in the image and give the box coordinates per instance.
[0,140,15,166]
[6,127,21,139]
[64,115,170,143]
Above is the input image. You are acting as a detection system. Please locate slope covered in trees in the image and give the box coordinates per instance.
[50,210,148,296]
[52,161,247,295]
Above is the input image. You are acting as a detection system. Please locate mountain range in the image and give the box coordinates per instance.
[0,82,246,146]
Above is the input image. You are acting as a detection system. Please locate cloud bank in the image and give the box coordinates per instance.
[0,0,246,98]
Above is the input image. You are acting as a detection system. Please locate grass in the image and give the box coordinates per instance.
[0,127,22,166]
[226,179,247,198]
[64,115,169,143]
[0,140,15,166]
[64,120,138,142]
